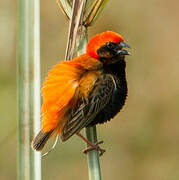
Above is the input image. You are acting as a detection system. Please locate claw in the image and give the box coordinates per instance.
[83,140,106,156]
[76,132,106,156]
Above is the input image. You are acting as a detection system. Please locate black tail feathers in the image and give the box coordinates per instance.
[31,129,54,151]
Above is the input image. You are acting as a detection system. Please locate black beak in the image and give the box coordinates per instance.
[116,49,131,55]
[118,41,131,49]
[116,41,131,55]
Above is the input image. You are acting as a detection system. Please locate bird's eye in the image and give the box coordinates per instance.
[106,42,115,50]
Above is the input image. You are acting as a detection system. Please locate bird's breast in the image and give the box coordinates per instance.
[87,60,128,126]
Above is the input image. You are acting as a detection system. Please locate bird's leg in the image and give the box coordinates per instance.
[76,132,105,156]
[83,141,105,156]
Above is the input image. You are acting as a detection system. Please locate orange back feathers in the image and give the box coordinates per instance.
[41,54,101,132]
[41,62,82,132]
[86,31,124,59]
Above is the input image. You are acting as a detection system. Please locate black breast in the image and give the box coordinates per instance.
[87,59,128,126]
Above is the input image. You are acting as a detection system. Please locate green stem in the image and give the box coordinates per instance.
[17,0,41,179]
[76,26,102,180]
[85,126,102,180]
[60,0,103,179]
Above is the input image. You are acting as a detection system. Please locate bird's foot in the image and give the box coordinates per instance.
[76,132,106,156]
[83,140,106,156]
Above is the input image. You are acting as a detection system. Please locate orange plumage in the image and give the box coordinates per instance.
[87,31,124,58]
[31,31,129,153]
[41,54,101,132]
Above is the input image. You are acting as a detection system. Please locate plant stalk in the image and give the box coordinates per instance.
[17,0,41,179]
[59,0,109,179]
[76,26,102,180]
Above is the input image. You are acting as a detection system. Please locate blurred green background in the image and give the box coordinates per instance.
[1,0,179,179]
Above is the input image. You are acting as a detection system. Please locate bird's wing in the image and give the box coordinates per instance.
[61,74,116,141]
[41,61,84,132]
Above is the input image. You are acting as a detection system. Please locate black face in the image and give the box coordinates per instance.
[97,41,130,64]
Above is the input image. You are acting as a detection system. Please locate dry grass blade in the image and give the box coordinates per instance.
[65,0,87,60]
[57,0,72,20]
[57,0,108,27]
[84,0,109,26]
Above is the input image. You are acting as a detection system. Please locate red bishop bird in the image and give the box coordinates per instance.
[32,31,130,155]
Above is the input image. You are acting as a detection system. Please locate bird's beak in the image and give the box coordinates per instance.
[116,49,131,55]
[118,41,130,48]
[117,41,131,55]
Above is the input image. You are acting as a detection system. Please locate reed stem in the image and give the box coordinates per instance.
[76,25,102,180]
[58,0,110,179]
[17,0,41,179]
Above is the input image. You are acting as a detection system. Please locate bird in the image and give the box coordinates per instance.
[31,31,130,156]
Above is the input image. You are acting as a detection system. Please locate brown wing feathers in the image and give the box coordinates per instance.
[61,74,115,141]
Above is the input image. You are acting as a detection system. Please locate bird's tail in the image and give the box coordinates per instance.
[31,129,54,151]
